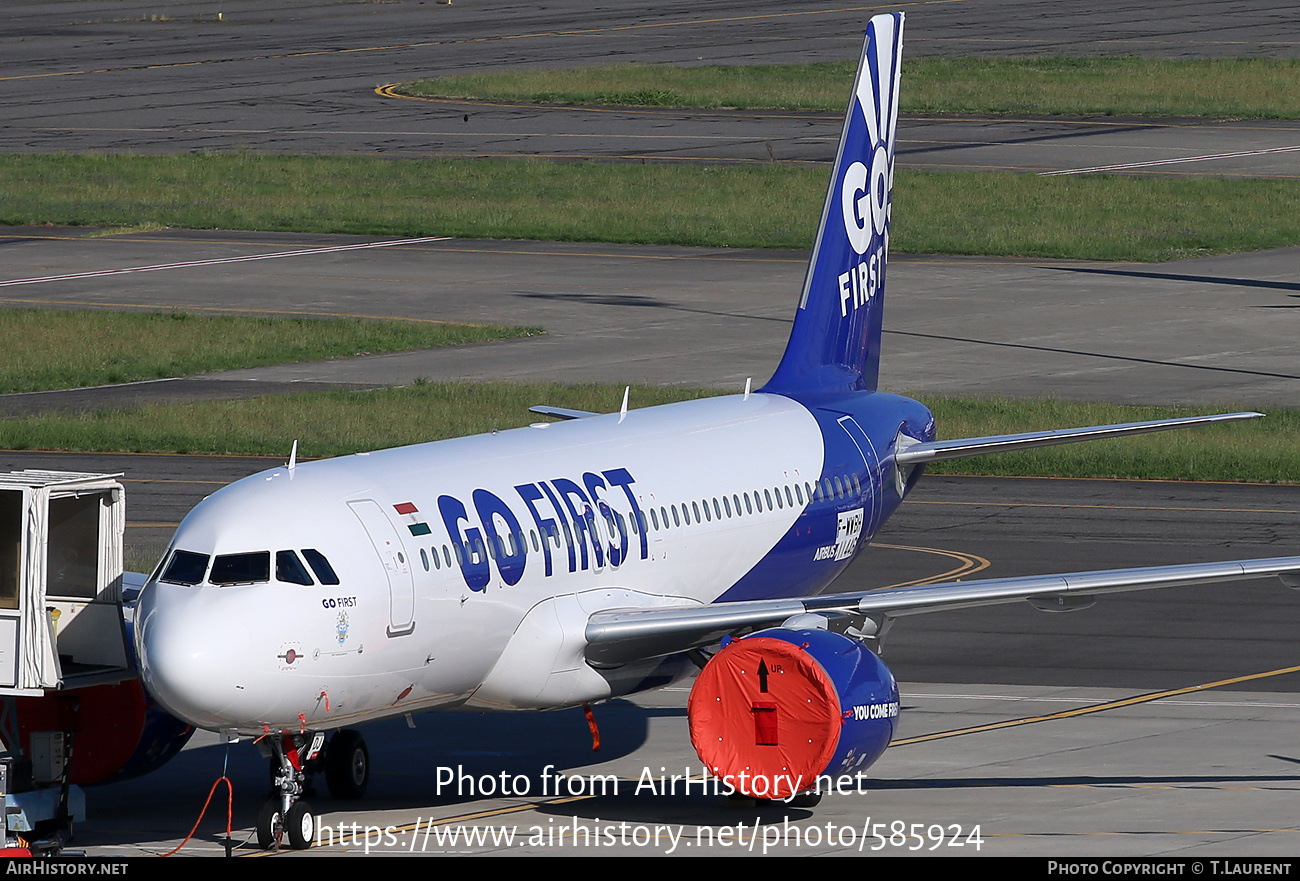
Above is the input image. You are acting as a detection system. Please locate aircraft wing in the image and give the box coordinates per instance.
[583,555,1300,666]
[894,412,1262,465]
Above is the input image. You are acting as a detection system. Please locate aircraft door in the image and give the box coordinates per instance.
[347,500,415,636]
[836,416,884,536]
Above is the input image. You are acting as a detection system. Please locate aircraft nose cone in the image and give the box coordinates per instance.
[136,581,246,729]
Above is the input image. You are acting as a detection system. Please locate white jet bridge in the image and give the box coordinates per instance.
[0,470,130,697]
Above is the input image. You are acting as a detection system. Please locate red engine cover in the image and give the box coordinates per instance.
[688,636,841,799]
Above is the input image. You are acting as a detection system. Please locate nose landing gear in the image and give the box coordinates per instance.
[255,729,370,851]
[256,732,320,851]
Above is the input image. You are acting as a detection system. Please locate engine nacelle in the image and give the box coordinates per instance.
[688,628,898,799]
[10,679,193,787]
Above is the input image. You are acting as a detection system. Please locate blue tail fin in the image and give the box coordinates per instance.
[761,13,903,397]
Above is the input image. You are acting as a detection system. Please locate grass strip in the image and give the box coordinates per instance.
[400,57,1300,118]
[4,156,1300,261]
[0,382,719,457]
[1,385,1294,484]
[0,310,537,393]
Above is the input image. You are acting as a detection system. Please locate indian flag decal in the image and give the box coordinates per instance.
[393,502,431,536]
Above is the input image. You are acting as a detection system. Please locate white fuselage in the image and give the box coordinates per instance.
[135,393,835,733]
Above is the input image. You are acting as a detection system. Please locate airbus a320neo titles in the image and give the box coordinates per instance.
[133,13,1300,850]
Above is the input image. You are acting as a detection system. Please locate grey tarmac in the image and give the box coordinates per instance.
[3,2,1299,175]
[0,228,1296,409]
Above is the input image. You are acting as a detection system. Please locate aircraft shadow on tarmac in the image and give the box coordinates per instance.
[1046,264,1300,294]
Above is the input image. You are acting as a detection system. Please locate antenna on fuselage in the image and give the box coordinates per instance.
[619,386,629,423]
[744,378,752,401]
[288,439,298,474]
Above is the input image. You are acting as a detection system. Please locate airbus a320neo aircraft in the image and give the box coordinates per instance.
[134,12,1300,850]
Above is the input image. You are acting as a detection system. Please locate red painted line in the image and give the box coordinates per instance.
[1040,144,1300,176]
[0,236,452,288]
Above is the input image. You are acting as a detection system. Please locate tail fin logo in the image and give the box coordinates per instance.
[845,15,901,251]
[841,151,888,255]
[760,13,903,396]
[840,13,902,314]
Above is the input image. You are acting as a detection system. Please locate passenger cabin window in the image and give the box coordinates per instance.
[160,550,209,586]
[276,550,315,586]
[302,549,341,586]
[210,551,271,585]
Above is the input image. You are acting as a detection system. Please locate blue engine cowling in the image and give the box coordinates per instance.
[688,628,898,799]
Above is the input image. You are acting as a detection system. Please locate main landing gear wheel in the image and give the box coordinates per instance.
[325,729,370,800]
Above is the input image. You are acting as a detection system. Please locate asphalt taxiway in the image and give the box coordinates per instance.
[3,2,1299,175]
[1,229,1297,408]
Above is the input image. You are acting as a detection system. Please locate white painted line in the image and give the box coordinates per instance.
[1040,144,1300,176]
[0,236,453,288]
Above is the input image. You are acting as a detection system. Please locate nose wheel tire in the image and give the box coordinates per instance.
[256,799,281,851]
[257,798,314,850]
[285,800,315,850]
[325,729,370,800]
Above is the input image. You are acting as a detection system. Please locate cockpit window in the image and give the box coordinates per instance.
[149,550,169,582]
[209,551,271,585]
[276,550,314,586]
[302,549,340,586]
[160,550,209,585]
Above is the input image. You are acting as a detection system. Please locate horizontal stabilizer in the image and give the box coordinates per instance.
[528,405,599,421]
[584,554,1300,665]
[894,412,1262,466]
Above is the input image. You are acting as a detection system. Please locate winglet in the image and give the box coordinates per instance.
[529,405,599,421]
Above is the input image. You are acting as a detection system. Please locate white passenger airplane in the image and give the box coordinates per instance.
[134,13,1300,850]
